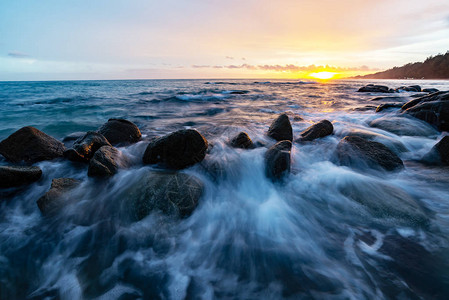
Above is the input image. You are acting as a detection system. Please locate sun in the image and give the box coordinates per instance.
[309,71,337,80]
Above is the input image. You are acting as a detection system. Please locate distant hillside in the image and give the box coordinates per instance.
[353,51,449,79]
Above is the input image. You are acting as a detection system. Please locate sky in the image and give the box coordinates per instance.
[0,0,448,80]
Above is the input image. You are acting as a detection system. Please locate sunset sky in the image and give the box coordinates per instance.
[1,0,448,80]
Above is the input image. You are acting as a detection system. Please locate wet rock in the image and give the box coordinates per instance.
[422,88,439,93]
[37,178,81,214]
[97,119,141,146]
[401,91,449,131]
[229,132,254,149]
[345,128,407,154]
[265,140,292,180]
[375,103,403,113]
[63,131,112,163]
[88,145,130,177]
[0,126,65,163]
[62,131,86,148]
[126,171,204,219]
[396,85,421,92]
[422,136,449,165]
[297,120,333,142]
[369,116,438,137]
[336,136,404,171]
[0,166,42,188]
[267,113,293,142]
[143,129,208,169]
[358,84,393,93]
[370,96,406,102]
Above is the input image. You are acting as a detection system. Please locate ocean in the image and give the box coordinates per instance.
[1,79,449,299]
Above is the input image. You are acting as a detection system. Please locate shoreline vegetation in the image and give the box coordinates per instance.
[352,51,449,80]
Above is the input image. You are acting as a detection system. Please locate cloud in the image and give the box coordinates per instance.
[8,51,30,58]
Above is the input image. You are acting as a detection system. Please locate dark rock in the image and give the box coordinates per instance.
[126,171,204,219]
[0,126,65,163]
[37,178,81,214]
[369,116,438,137]
[422,88,439,93]
[267,113,293,142]
[0,166,42,188]
[370,96,407,102]
[97,119,142,146]
[422,136,449,165]
[396,85,421,92]
[345,128,407,154]
[88,145,130,177]
[143,129,208,169]
[63,131,111,163]
[265,140,292,180]
[62,132,86,143]
[229,132,253,149]
[335,136,404,171]
[375,103,403,113]
[401,91,449,131]
[297,120,333,142]
[358,84,393,93]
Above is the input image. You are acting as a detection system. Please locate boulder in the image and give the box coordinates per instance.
[375,103,403,113]
[0,126,65,163]
[396,85,421,92]
[126,171,204,219]
[422,136,449,165]
[358,84,393,93]
[335,136,404,171]
[64,131,111,163]
[88,145,130,177]
[422,88,439,93]
[229,132,254,149]
[345,128,407,154]
[97,119,141,146]
[0,166,42,188]
[370,96,407,102]
[37,178,81,214]
[267,113,293,142]
[401,91,449,131]
[265,140,292,181]
[62,132,86,148]
[143,129,208,169]
[297,120,333,142]
[369,116,438,137]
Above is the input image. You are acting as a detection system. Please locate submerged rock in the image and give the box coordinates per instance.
[375,103,403,113]
[0,166,42,188]
[370,96,406,102]
[126,171,204,219]
[267,113,293,142]
[345,128,407,154]
[64,131,111,163]
[37,178,81,214]
[422,136,449,165]
[297,120,333,142]
[229,132,254,149]
[265,140,292,181]
[88,145,130,177]
[0,126,65,163]
[97,119,141,146]
[422,88,439,93]
[369,116,438,137]
[396,85,421,92]
[401,91,449,131]
[358,84,393,93]
[336,136,404,171]
[143,129,208,169]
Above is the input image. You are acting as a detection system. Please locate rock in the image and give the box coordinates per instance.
[369,116,438,137]
[358,84,393,93]
[336,136,404,171]
[229,132,253,149]
[0,166,42,188]
[88,146,130,177]
[37,178,81,214]
[265,140,292,180]
[64,131,111,163]
[370,96,407,102]
[0,126,65,163]
[422,88,439,93]
[62,132,86,143]
[422,136,449,165]
[126,171,204,219]
[375,103,403,113]
[401,91,449,131]
[143,129,208,169]
[97,119,142,146]
[297,120,333,142]
[345,128,407,154]
[267,113,293,142]
[396,85,421,92]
